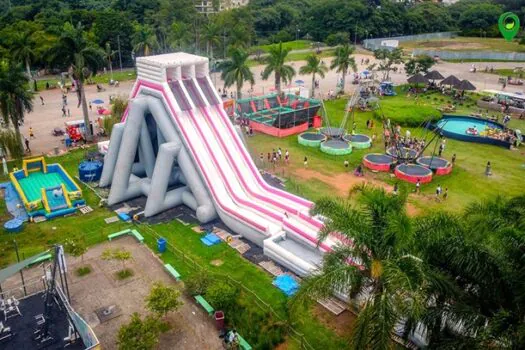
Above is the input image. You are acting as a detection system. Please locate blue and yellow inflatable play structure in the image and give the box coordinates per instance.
[9,157,85,219]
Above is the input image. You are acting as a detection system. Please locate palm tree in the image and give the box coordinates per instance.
[170,22,189,51]
[51,22,104,142]
[299,54,328,97]
[330,44,357,94]
[202,22,221,59]
[262,42,295,95]
[218,48,254,99]
[9,31,36,80]
[104,42,117,81]
[132,24,159,57]
[0,60,33,157]
[292,186,429,350]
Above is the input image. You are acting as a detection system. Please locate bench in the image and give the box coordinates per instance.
[194,295,214,315]
[107,229,131,241]
[28,253,53,266]
[238,335,252,350]
[164,264,181,281]
[130,229,144,243]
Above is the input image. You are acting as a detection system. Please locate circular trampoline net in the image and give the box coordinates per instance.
[320,140,352,155]
[320,127,345,138]
[416,156,449,169]
[298,132,327,147]
[396,164,432,176]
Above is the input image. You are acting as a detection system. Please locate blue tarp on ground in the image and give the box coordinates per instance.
[0,182,28,222]
[273,274,300,297]
[200,233,221,246]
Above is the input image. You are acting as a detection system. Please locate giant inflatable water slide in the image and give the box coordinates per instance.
[100,53,344,276]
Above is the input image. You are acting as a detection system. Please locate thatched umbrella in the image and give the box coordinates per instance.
[455,79,477,91]
[425,70,444,81]
[407,73,429,85]
[440,75,461,87]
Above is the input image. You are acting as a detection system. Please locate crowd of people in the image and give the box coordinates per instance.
[259,147,291,169]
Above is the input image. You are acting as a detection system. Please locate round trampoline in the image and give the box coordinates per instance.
[416,156,452,175]
[343,134,372,149]
[386,147,418,160]
[320,127,345,138]
[320,140,352,155]
[363,154,395,172]
[298,132,327,147]
[395,164,433,184]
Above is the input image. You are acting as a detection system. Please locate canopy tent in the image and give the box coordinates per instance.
[407,73,429,85]
[440,75,461,87]
[0,250,51,284]
[456,79,477,91]
[425,70,445,80]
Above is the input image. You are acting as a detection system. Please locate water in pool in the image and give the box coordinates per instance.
[436,118,501,135]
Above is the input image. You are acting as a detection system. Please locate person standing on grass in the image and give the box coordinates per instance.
[259,152,264,166]
[304,156,308,168]
[485,161,492,176]
[344,160,349,169]
[436,184,442,201]
[443,187,448,200]
[438,142,444,156]
[415,179,421,194]
[285,150,289,165]
[393,183,399,195]
[451,153,456,166]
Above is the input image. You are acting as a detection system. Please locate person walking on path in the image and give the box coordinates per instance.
[24,137,30,153]
[29,127,35,139]
[39,95,44,105]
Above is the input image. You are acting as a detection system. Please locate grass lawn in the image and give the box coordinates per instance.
[400,37,525,53]
[0,148,346,349]
[245,91,525,214]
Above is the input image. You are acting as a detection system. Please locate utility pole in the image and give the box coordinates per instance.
[13,240,27,296]
[117,35,123,72]
[354,23,358,46]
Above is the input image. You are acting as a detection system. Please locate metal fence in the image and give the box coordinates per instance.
[413,49,525,61]
[363,32,456,51]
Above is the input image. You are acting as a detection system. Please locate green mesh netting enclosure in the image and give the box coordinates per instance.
[237,94,321,128]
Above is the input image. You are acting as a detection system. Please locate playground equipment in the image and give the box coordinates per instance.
[235,94,322,137]
[379,81,396,96]
[100,53,346,277]
[9,157,84,219]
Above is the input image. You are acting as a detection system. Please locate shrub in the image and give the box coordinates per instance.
[146,282,183,317]
[206,281,238,311]
[76,266,91,276]
[116,268,133,280]
[185,273,212,296]
[117,313,164,350]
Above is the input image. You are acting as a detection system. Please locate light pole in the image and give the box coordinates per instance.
[117,35,123,72]
[296,26,301,49]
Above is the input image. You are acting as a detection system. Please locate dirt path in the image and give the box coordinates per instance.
[289,167,421,216]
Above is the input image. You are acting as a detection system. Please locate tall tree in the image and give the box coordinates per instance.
[104,42,117,81]
[202,21,221,59]
[219,48,254,99]
[132,24,159,57]
[51,22,104,142]
[329,44,357,94]
[9,31,36,80]
[262,42,295,95]
[374,48,404,82]
[299,54,328,98]
[292,186,430,350]
[0,60,33,156]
